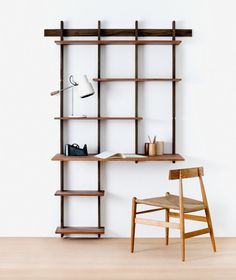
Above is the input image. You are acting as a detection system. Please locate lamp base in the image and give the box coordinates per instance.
[69,114,87,118]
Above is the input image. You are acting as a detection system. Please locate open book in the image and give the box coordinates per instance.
[95,151,147,159]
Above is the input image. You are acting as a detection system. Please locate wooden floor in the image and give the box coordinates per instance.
[0,238,235,280]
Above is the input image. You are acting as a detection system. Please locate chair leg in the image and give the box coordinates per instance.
[165,209,169,245]
[130,197,137,253]
[205,208,216,252]
[180,211,185,261]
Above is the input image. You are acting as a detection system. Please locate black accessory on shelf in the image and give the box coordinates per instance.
[65,143,88,156]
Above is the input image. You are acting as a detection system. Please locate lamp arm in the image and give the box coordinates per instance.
[50,84,78,96]
[50,90,60,96]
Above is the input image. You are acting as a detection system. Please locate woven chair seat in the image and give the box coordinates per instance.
[137,194,205,213]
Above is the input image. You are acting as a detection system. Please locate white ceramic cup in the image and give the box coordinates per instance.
[156,141,164,155]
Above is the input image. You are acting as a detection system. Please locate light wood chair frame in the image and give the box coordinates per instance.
[130,167,216,261]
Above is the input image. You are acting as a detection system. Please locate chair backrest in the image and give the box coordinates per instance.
[169,167,204,180]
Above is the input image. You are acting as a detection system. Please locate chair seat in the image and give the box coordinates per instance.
[136,194,205,213]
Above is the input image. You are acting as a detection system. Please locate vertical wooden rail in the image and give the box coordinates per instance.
[135,20,139,155]
[59,21,64,237]
[97,20,101,238]
[172,20,176,162]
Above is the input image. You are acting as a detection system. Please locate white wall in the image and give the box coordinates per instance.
[0,0,235,237]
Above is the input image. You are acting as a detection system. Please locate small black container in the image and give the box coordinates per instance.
[65,143,88,156]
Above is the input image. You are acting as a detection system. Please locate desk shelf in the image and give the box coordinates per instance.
[52,154,184,162]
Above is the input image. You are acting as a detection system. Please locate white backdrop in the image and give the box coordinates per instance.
[0,0,235,237]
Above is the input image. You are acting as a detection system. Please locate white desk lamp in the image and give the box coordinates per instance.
[50,75,95,116]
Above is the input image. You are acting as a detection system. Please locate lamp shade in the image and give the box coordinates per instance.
[78,75,95,98]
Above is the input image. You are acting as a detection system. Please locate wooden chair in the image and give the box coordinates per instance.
[130,167,216,261]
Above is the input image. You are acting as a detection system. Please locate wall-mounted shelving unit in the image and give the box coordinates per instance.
[44,20,192,238]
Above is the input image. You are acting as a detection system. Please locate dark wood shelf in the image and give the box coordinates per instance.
[54,117,143,120]
[55,190,105,197]
[52,154,184,162]
[56,226,105,235]
[45,28,192,38]
[55,40,181,45]
[93,78,182,82]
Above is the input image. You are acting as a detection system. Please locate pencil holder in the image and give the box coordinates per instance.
[156,141,164,155]
[148,143,157,156]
